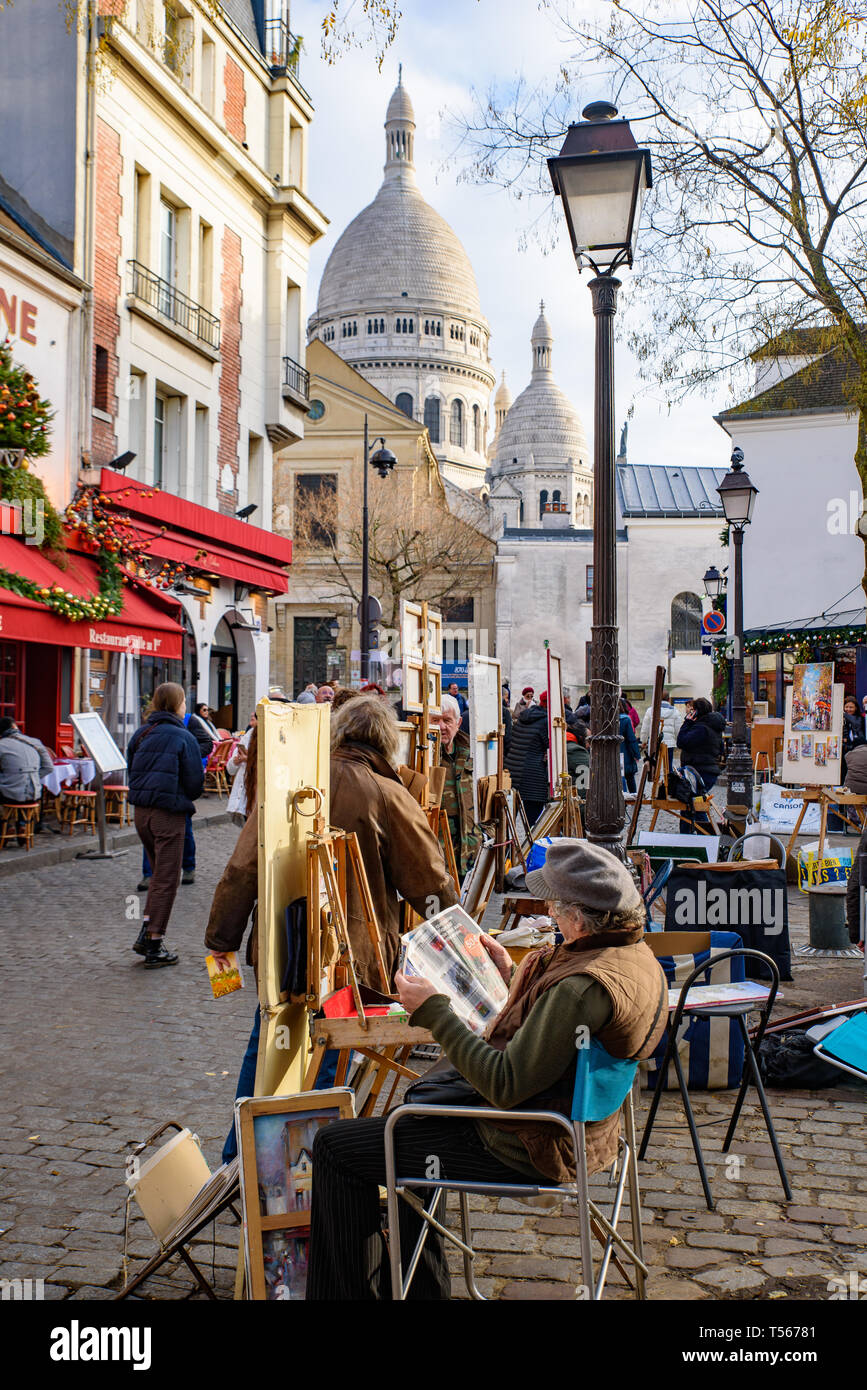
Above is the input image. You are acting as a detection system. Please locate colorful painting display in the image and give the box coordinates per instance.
[236,1089,355,1300]
[791,663,834,732]
[782,671,844,788]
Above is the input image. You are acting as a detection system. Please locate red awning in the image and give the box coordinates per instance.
[98,469,293,594]
[0,535,185,658]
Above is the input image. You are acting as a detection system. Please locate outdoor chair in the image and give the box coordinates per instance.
[383,1039,649,1301]
[58,788,97,834]
[726,830,787,868]
[812,1010,867,1083]
[0,801,41,851]
[104,782,131,825]
[204,739,235,798]
[642,858,673,927]
[639,947,792,1210]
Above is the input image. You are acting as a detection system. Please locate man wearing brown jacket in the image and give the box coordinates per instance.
[204,694,458,989]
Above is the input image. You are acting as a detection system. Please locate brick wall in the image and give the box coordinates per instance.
[217,227,243,514]
[97,0,126,15]
[223,55,246,144]
[91,118,122,465]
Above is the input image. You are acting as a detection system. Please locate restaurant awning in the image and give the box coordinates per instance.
[98,469,293,594]
[0,534,185,658]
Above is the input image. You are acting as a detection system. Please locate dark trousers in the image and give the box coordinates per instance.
[134,805,186,938]
[142,811,195,876]
[846,823,867,944]
[305,1116,534,1301]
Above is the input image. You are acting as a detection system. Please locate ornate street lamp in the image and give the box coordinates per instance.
[716,447,759,821]
[548,102,652,856]
[361,414,396,680]
[702,565,725,600]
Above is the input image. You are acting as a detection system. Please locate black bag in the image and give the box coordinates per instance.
[663,865,793,981]
[404,1059,484,1108]
[281,897,307,996]
[668,766,701,808]
[758,1030,842,1088]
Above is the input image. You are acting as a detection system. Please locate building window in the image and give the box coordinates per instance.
[472,403,481,453]
[539,489,548,519]
[671,592,703,651]
[552,489,561,506]
[295,473,337,548]
[450,399,463,447]
[424,396,441,443]
[153,393,166,487]
[159,198,177,315]
[200,33,215,111]
[585,565,593,601]
[94,346,109,413]
[396,392,413,419]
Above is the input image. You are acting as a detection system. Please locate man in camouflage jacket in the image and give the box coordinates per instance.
[436,694,480,880]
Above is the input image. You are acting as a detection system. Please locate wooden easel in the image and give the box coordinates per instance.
[627,665,665,846]
[781,785,867,863]
[644,740,720,835]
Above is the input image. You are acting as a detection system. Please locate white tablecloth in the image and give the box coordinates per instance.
[42,758,97,797]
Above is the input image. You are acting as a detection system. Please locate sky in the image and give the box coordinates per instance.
[292,0,736,471]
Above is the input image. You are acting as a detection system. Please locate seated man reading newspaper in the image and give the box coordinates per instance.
[305,839,668,1301]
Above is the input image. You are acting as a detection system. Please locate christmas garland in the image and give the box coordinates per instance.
[0,337,52,456]
[744,626,866,656]
[0,558,125,622]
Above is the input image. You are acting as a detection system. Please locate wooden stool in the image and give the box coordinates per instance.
[104,784,130,825]
[0,801,41,850]
[59,789,97,834]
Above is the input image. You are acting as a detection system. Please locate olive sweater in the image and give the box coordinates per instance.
[411,978,613,1179]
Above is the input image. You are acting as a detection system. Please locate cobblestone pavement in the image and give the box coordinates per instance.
[1,816,866,1302]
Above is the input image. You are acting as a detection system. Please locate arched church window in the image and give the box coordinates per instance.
[424,396,441,443]
[450,399,464,447]
[396,392,413,419]
[472,404,481,453]
[437,322,442,336]
[539,489,548,519]
[409,319,414,333]
[552,489,561,508]
[671,592,703,652]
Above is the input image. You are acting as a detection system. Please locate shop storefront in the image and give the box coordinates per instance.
[0,532,184,752]
[95,469,292,728]
[745,609,867,717]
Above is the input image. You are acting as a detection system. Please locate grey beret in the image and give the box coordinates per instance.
[525,838,642,914]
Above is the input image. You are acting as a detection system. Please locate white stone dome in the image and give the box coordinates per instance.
[314,75,484,322]
[495,306,589,471]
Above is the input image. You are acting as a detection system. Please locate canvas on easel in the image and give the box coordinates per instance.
[546,649,566,796]
[781,667,844,788]
[255,699,330,1098]
[468,654,502,823]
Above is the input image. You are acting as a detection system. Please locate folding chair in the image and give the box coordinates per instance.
[726,830,787,867]
[642,858,673,928]
[383,1040,649,1301]
[812,1010,867,1082]
[639,948,792,1210]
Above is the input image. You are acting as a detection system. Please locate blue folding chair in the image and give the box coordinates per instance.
[812,1010,867,1082]
[383,1040,648,1301]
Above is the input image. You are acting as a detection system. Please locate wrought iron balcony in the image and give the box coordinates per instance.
[264,18,302,76]
[128,260,221,352]
[282,354,310,401]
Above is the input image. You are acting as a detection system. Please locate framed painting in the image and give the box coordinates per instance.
[236,1088,355,1300]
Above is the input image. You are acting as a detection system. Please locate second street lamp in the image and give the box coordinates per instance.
[548,101,652,856]
[360,413,396,681]
[717,447,759,823]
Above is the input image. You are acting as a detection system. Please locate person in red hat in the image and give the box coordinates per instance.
[513,685,535,717]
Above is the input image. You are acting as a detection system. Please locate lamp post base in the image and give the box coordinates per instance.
[725,741,753,825]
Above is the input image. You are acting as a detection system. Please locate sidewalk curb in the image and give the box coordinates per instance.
[0,805,234,877]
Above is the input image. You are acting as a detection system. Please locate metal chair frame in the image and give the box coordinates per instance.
[642,858,673,926]
[383,1089,648,1302]
[639,947,792,1210]
[726,830,787,867]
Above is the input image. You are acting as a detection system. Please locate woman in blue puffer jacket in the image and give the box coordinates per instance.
[127,682,204,967]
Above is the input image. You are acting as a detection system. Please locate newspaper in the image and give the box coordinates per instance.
[400,904,509,1035]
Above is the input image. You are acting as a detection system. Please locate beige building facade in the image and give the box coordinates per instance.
[270,338,496,695]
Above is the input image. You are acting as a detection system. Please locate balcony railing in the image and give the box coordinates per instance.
[264,18,302,77]
[128,261,221,351]
[282,354,310,401]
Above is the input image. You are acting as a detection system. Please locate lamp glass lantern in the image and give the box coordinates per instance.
[547,102,653,270]
[717,457,759,526]
[370,444,397,479]
[703,565,724,599]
